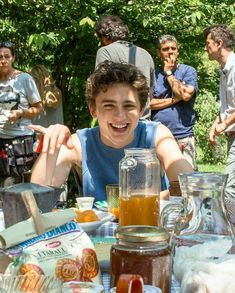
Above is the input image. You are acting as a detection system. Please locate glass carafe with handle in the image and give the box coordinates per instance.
[119,148,160,226]
[174,172,234,241]
[161,172,235,287]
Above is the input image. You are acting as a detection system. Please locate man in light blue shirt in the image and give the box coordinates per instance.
[204,24,235,198]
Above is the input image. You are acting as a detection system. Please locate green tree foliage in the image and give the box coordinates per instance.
[0,1,234,170]
[194,89,227,164]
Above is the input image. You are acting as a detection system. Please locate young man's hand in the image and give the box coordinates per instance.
[28,124,74,154]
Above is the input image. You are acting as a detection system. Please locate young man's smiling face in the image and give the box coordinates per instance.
[89,83,143,148]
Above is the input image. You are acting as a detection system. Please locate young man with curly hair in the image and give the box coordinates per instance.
[30,61,193,201]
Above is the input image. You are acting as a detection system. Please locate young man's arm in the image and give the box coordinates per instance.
[155,123,193,194]
[30,125,80,187]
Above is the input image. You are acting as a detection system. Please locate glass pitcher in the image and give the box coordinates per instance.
[161,172,235,285]
[179,172,233,239]
[119,148,160,226]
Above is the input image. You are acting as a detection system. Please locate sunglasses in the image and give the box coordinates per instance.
[0,41,15,48]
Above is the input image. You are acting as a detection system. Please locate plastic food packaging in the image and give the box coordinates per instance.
[0,274,61,293]
[7,221,102,285]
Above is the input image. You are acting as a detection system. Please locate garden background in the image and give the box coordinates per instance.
[1,0,235,197]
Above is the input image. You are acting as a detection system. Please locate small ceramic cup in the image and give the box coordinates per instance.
[76,197,94,211]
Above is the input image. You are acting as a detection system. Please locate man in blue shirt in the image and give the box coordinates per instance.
[151,35,198,170]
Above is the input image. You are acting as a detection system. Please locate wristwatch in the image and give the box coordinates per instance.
[164,70,173,77]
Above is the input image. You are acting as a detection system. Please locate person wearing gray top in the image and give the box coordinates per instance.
[95,15,155,120]
[0,41,43,187]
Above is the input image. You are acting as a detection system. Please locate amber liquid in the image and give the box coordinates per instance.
[119,194,159,226]
[111,245,172,293]
[108,207,119,219]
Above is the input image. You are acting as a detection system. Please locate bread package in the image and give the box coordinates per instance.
[7,221,102,286]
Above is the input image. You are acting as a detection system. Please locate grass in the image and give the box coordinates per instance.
[197,163,225,173]
[196,146,225,173]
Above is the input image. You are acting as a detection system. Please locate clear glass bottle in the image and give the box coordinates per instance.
[119,148,160,226]
[110,226,171,293]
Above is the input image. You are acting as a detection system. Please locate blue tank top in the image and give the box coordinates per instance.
[77,121,160,201]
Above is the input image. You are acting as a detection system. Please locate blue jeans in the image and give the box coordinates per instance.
[225,135,235,198]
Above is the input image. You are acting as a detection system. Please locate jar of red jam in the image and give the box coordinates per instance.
[110,226,171,293]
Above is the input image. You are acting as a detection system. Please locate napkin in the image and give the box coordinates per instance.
[174,238,235,293]
[181,264,235,293]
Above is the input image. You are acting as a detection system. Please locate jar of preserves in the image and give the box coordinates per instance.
[119,148,160,226]
[110,226,171,293]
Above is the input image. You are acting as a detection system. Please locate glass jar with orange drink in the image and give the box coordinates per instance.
[119,148,160,226]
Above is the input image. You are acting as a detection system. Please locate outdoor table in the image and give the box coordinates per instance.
[0,208,181,292]
[89,220,181,293]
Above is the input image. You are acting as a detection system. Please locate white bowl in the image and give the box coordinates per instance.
[78,210,115,233]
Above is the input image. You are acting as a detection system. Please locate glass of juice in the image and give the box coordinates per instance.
[106,184,119,219]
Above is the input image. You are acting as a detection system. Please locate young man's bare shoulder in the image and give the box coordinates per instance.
[157,123,173,138]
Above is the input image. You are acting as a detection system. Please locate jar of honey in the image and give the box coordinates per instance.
[110,226,171,293]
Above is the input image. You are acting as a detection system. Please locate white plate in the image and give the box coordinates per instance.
[78,210,115,233]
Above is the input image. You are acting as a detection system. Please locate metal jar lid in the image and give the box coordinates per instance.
[115,225,169,243]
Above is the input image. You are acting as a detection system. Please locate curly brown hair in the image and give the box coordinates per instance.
[86,61,149,110]
[95,15,129,41]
